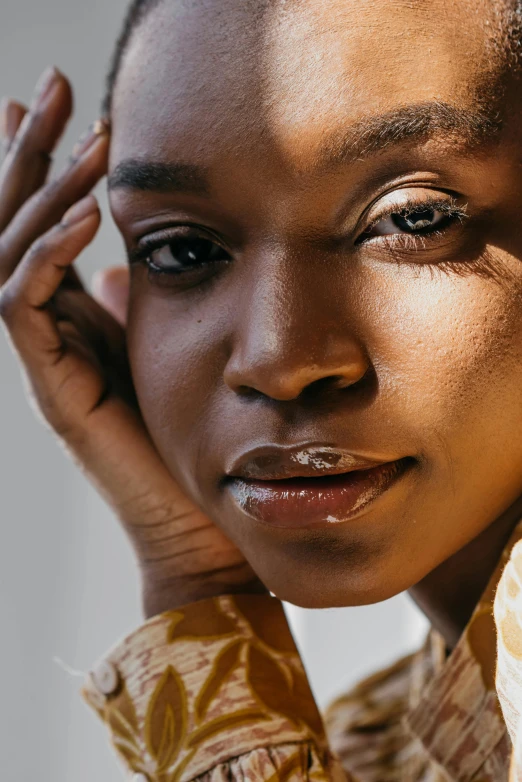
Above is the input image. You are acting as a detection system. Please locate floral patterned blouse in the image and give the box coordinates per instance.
[81,520,522,782]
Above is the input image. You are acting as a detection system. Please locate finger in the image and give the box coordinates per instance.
[0,68,73,231]
[91,266,130,327]
[0,194,100,370]
[0,120,109,286]
[0,99,27,158]
[51,285,138,409]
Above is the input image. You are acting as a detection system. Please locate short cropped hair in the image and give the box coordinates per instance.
[102,0,161,117]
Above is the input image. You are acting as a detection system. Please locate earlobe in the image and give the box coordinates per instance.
[91,265,130,327]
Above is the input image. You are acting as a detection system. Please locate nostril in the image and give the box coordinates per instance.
[303,369,372,396]
[331,375,353,390]
[307,375,352,393]
[235,384,260,398]
[331,372,368,391]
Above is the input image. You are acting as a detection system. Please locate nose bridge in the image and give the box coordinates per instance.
[224,251,369,400]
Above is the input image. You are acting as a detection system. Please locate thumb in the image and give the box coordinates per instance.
[91,265,129,327]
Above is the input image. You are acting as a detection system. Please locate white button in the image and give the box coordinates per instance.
[132,775,149,782]
[91,660,120,696]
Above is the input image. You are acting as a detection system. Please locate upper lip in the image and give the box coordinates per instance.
[226,444,396,481]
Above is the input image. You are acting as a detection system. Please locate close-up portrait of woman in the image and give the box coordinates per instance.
[3,0,522,780]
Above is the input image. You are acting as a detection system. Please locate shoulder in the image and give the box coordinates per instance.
[325,651,415,732]
[324,652,417,777]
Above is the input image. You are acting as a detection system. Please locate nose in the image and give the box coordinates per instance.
[224,266,369,401]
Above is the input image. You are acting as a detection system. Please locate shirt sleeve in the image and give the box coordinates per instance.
[80,593,351,782]
[494,539,522,781]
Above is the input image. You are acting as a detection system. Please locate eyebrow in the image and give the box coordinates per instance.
[108,160,210,195]
[321,100,503,166]
[108,100,503,193]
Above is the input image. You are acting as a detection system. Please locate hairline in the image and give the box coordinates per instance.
[102,0,522,120]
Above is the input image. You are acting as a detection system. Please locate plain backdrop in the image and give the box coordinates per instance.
[0,2,429,779]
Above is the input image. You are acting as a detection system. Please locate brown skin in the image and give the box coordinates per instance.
[2,0,522,645]
[0,72,260,620]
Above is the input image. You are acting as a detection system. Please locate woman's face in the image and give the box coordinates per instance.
[108,0,522,607]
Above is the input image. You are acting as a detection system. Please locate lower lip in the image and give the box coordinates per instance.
[227,459,411,529]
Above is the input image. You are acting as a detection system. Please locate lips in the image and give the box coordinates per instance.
[227,445,389,480]
[224,445,413,529]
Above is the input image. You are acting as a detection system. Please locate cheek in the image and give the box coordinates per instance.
[371,251,522,464]
[126,290,227,487]
[126,250,522,518]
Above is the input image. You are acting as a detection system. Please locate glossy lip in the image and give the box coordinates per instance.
[225,445,414,529]
[226,444,392,480]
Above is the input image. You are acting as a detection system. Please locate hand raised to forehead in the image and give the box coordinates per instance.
[0,68,262,617]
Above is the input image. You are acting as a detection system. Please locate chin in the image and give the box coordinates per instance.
[256,556,409,609]
[230,503,425,608]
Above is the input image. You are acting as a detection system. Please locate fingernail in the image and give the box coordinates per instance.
[72,118,110,159]
[33,66,59,105]
[61,195,99,226]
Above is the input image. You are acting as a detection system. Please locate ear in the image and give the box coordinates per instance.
[91,266,130,327]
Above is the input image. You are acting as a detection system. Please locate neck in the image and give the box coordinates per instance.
[409,495,522,650]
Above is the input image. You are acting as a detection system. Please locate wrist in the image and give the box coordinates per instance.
[140,570,267,619]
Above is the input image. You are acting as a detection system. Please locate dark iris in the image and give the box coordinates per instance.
[392,208,437,233]
[169,237,227,266]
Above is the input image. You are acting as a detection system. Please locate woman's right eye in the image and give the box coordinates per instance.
[147,236,231,273]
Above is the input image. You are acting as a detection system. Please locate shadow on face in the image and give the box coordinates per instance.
[107,0,522,608]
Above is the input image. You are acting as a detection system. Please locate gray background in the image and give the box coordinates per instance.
[0,2,428,779]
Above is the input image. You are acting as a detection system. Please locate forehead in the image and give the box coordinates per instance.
[111,0,504,171]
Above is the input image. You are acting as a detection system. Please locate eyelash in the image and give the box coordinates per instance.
[360,194,468,246]
[128,195,469,279]
[128,227,230,275]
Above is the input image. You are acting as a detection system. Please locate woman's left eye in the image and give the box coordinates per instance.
[367,206,449,237]
[148,236,230,272]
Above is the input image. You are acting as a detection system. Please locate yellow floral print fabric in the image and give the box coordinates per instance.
[82,520,522,782]
[81,594,347,782]
[495,538,522,782]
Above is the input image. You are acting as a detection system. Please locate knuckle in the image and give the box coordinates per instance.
[53,416,84,445]
[24,179,62,219]
[0,284,17,320]
[28,390,71,438]
[43,176,62,200]
[38,401,73,439]
[26,236,49,262]
[39,179,70,217]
